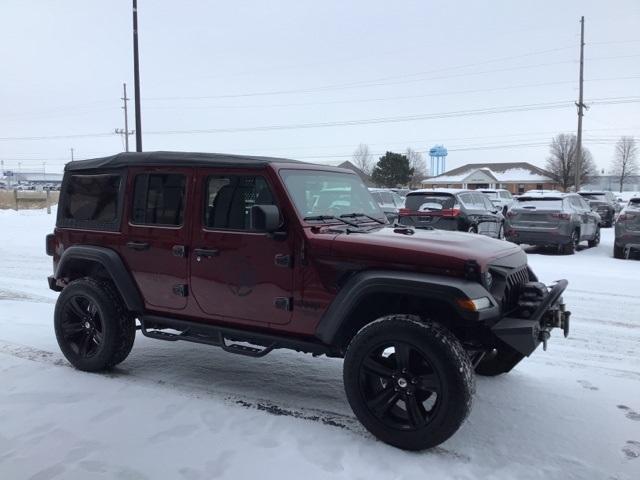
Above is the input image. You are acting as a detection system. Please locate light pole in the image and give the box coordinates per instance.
[133,0,143,152]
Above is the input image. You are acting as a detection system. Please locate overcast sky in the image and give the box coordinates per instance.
[1,0,639,174]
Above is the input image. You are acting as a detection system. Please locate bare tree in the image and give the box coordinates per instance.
[546,134,596,191]
[352,143,373,175]
[610,136,638,192]
[405,148,427,188]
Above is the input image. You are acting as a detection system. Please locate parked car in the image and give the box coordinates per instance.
[479,188,514,215]
[578,191,621,227]
[369,188,404,223]
[398,189,505,238]
[505,192,600,254]
[614,196,640,259]
[46,152,571,451]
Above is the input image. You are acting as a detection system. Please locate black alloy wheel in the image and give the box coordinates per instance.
[588,227,601,248]
[59,294,104,358]
[359,342,442,431]
[343,316,474,450]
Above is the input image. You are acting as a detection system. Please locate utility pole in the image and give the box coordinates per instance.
[115,83,134,151]
[70,148,74,161]
[574,16,586,192]
[132,0,143,152]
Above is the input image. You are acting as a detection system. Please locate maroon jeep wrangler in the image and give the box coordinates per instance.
[46,151,570,450]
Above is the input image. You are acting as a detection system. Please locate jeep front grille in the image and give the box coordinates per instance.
[502,267,530,312]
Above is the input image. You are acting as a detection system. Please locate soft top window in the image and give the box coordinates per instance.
[59,173,122,230]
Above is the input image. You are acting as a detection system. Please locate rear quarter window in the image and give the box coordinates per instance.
[58,173,122,231]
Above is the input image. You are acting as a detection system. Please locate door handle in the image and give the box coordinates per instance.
[126,241,150,251]
[193,248,219,261]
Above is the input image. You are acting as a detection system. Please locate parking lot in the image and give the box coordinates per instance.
[0,208,638,480]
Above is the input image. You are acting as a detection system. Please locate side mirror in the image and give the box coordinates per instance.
[250,204,281,232]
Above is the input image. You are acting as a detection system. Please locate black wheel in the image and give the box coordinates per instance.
[614,244,625,259]
[475,345,524,376]
[562,230,579,255]
[588,227,600,248]
[468,225,478,234]
[54,278,136,372]
[497,223,505,240]
[343,315,474,450]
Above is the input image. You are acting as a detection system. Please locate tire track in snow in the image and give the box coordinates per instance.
[0,339,470,461]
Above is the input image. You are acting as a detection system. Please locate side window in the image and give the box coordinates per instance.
[370,192,382,204]
[60,173,121,230]
[204,175,275,230]
[482,195,495,210]
[380,192,394,205]
[471,193,487,209]
[568,196,583,211]
[132,173,186,226]
[458,193,472,207]
[501,191,512,199]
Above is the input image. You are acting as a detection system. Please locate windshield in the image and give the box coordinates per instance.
[280,170,384,220]
[516,197,563,209]
[405,193,455,211]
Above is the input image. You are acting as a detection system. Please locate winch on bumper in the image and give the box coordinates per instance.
[491,279,571,356]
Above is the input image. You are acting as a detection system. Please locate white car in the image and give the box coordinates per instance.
[480,188,514,215]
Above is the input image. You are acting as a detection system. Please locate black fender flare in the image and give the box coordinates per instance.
[314,270,498,344]
[54,245,144,313]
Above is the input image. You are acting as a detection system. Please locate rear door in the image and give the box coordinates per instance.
[189,169,294,326]
[467,193,497,236]
[120,168,192,311]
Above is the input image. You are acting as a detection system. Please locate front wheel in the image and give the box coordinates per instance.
[561,230,579,255]
[614,244,625,259]
[343,315,474,450]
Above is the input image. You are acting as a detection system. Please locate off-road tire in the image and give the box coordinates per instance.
[613,244,625,259]
[475,344,525,376]
[343,315,474,450]
[54,277,136,372]
[588,227,601,248]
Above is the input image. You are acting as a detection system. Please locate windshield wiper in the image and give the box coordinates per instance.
[339,212,386,224]
[303,215,359,227]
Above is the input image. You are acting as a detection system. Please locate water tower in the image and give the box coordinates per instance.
[429,145,448,176]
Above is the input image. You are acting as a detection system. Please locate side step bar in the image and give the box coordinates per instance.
[139,315,337,358]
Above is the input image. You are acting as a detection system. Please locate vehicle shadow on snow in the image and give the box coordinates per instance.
[521,244,589,256]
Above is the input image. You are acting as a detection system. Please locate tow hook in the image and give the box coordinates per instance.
[538,330,551,351]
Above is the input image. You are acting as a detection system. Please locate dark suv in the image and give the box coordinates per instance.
[46,152,570,451]
[398,189,504,238]
[614,196,640,259]
[578,191,619,227]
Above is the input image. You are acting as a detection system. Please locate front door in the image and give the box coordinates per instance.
[189,169,293,326]
[120,167,192,311]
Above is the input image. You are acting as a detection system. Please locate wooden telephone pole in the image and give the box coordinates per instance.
[574,16,586,191]
[133,0,143,152]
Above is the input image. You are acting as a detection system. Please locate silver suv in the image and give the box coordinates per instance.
[614,196,640,259]
[505,192,601,254]
[480,189,514,215]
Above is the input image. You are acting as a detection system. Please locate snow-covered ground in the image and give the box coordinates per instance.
[1,209,638,480]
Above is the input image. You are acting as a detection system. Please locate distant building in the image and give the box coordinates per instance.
[337,161,374,186]
[422,162,558,194]
[1,170,63,187]
[582,175,640,192]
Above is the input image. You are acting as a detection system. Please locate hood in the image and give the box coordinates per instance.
[309,226,525,275]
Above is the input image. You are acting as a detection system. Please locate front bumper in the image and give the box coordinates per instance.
[490,279,570,356]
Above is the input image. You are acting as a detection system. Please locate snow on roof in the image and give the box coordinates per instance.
[425,162,554,184]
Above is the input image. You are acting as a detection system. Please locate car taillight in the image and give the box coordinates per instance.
[398,208,410,216]
[441,208,461,217]
[506,210,516,218]
[619,213,635,221]
[551,213,571,220]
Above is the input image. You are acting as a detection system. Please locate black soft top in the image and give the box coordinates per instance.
[64,151,303,172]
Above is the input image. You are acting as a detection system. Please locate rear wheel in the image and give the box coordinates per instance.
[614,244,625,259]
[561,230,579,255]
[343,315,474,450]
[468,225,478,234]
[54,278,136,372]
[588,226,601,248]
[497,223,505,240]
